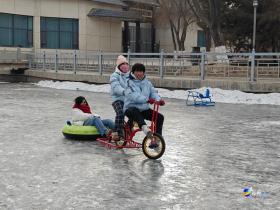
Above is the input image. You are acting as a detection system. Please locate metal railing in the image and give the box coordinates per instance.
[1,48,280,81]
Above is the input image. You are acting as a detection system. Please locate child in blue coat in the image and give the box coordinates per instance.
[124,63,165,137]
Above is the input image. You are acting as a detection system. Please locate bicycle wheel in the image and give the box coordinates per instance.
[142,133,165,159]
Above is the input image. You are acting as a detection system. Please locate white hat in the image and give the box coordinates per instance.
[116,55,128,66]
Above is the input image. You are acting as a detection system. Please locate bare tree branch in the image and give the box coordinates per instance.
[158,0,196,51]
[187,0,224,47]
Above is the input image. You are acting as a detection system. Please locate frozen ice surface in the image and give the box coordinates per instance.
[0,83,279,210]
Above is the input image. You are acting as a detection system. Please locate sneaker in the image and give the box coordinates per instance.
[142,125,151,136]
[119,135,125,141]
[111,132,119,141]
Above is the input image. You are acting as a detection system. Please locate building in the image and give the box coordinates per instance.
[0,0,205,53]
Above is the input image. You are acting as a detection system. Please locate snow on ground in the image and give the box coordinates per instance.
[36,80,280,106]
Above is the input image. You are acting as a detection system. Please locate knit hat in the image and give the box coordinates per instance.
[116,55,128,67]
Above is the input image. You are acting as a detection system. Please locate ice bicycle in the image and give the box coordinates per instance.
[96,101,166,159]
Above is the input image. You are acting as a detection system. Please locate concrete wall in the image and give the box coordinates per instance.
[0,0,122,52]
[1,67,280,92]
[21,70,280,93]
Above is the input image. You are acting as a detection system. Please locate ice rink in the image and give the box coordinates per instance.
[0,83,279,209]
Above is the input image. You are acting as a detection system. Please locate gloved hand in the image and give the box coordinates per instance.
[147,98,156,104]
[159,99,165,106]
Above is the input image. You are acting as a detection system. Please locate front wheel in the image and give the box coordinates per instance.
[142,133,165,159]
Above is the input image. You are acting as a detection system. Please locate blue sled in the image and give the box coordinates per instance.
[186,88,215,106]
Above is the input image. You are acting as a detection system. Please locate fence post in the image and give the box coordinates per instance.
[55,50,58,73]
[250,49,256,81]
[127,48,131,64]
[73,50,77,74]
[16,47,20,62]
[86,50,88,71]
[200,50,205,80]
[43,51,46,71]
[98,50,103,75]
[28,53,32,69]
[277,55,280,78]
[159,49,164,79]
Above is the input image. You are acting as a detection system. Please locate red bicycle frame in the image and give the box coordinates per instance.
[150,101,160,133]
[96,101,161,149]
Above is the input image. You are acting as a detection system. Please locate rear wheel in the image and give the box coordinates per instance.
[142,133,165,159]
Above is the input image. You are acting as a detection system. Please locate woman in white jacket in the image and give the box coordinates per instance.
[72,96,114,137]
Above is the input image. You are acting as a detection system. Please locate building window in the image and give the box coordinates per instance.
[0,13,33,47]
[197,30,206,47]
[41,17,78,49]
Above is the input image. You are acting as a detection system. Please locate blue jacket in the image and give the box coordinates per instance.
[110,67,129,102]
[123,73,161,112]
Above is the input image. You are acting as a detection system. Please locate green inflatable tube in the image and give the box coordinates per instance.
[62,124,101,140]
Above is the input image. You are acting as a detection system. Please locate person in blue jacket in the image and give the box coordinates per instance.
[124,63,165,137]
[110,55,130,140]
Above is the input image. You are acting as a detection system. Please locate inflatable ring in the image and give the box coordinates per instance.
[62,124,101,140]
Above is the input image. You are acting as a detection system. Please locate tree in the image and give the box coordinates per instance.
[158,0,280,52]
[222,0,253,52]
[256,0,280,52]
[187,0,224,47]
[223,0,280,52]
[158,0,196,51]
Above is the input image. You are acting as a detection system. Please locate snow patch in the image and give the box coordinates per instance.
[35,80,280,106]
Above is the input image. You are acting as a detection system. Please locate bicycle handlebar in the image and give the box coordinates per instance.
[151,101,165,106]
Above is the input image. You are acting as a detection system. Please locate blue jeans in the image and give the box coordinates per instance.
[83,117,115,136]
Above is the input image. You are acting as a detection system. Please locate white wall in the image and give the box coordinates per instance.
[0,0,122,52]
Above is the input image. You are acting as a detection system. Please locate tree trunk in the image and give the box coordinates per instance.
[205,29,211,51]
[170,20,177,51]
[209,25,223,47]
[178,23,187,51]
[179,41,185,51]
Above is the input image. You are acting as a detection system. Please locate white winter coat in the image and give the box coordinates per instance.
[71,108,100,125]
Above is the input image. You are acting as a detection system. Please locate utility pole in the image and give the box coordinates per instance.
[250,0,258,82]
